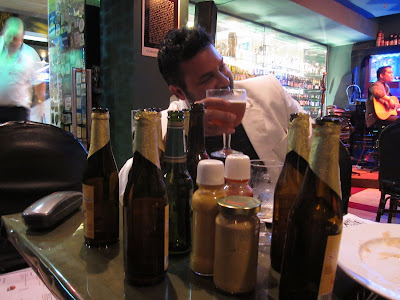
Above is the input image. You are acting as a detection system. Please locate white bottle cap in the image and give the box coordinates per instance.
[197,159,225,186]
[224,154,250,180]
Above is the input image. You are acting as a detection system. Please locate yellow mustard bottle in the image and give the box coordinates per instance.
[190,159,225,276]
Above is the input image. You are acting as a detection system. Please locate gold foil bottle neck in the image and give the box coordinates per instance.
[157,111,165,152]
[134,110,160,169]
[88,109,110,158]
[309,121,341,198]
[287,113,310,161]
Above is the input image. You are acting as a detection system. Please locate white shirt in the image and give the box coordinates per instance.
[0,37,43,109]
[119,75,311,202]
[235,74,310,163]
[159,75,308,163]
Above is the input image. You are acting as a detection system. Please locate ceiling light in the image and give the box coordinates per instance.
[23,31,48,43]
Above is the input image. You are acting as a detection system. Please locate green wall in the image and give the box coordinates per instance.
[101,0,188,168]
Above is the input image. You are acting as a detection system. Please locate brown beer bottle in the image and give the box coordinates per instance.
[148,108,165,166]
[82,107,119,247]
[186,103,209,191]
[123,109,168,285]
[270,113,309,272]
[279,117,343,299]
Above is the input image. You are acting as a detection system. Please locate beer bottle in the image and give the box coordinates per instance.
[186,103,209,191]
[279,117,343,299]
[270,113,310,272]
[123,110,168,285]
[163,110,193,254]
[82,107,119,247]
[149,108,165,166]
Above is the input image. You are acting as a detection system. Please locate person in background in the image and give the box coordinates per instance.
[119,26,307,198]
[0,17,45,123]
[157,26,306,161]
[366,65,400,128]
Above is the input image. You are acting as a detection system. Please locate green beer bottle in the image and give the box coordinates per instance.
[163,110,193,254]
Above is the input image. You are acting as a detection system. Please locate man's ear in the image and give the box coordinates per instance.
[169,85,186,100]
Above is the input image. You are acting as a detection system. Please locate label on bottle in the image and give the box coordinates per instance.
[318,234,342,299]
[82,183,95,239]
[164,204,169,270]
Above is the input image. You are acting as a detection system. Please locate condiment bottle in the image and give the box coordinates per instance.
[279,117,343,299]
[82,107,119,247]
[123,109,168,285]
[186,103,209,191]
[223,154,253,197]
[270,113,310,272]
[213,196,260,294]
[163,110,193,255]
[190,159,225,276]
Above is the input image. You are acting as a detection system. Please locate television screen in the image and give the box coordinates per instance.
[369,53,400,82]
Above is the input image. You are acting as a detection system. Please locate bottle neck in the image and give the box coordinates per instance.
[225,178,250,184]
[156,113,165,153]
[164,120,186,160]
[89,115,110,158]
[187,111,207,153]
[287,113,310,161]
[309,122,341,197]
[198,183,225,190]
[134,111,160,169]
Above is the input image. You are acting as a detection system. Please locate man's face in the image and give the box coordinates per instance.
[381,67,394,83]
[178,45,234,102]
[3,26,23,53]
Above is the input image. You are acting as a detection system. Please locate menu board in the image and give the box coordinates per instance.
[142,0,179,57]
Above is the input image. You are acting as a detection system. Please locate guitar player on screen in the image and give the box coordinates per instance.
[366,65,400,128]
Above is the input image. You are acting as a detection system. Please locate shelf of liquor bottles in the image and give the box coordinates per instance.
[188,2,326,118]
[228,63,323,118]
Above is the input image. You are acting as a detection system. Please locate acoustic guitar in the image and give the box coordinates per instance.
[373,96,399,120]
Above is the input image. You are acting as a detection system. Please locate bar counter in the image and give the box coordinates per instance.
[1,208,368,300]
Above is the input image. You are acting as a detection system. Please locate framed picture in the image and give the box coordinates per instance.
[142,0,180,57]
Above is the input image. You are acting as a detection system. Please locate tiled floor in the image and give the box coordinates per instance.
[349,188,400,224]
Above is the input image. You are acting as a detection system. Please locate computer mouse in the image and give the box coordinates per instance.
[22,191,83,230]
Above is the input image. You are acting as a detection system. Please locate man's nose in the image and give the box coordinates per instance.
[215,72,230,89]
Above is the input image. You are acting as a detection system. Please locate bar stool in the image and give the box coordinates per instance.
[375,122,400,222]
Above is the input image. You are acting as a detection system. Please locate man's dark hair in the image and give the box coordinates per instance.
[158,26,213,89]
[377,66,391,79]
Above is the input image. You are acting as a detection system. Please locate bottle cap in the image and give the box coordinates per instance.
[197,159,224,185]
[224,154,250,180]
[218,196,260,215]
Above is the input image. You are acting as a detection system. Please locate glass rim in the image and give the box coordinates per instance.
[250,159,283,167]
[206,88,246,93]
[206,88,247,99]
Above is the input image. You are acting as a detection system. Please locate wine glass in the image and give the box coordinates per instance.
[206,88,247,159]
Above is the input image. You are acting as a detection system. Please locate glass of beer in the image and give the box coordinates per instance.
[206,88,247,159]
